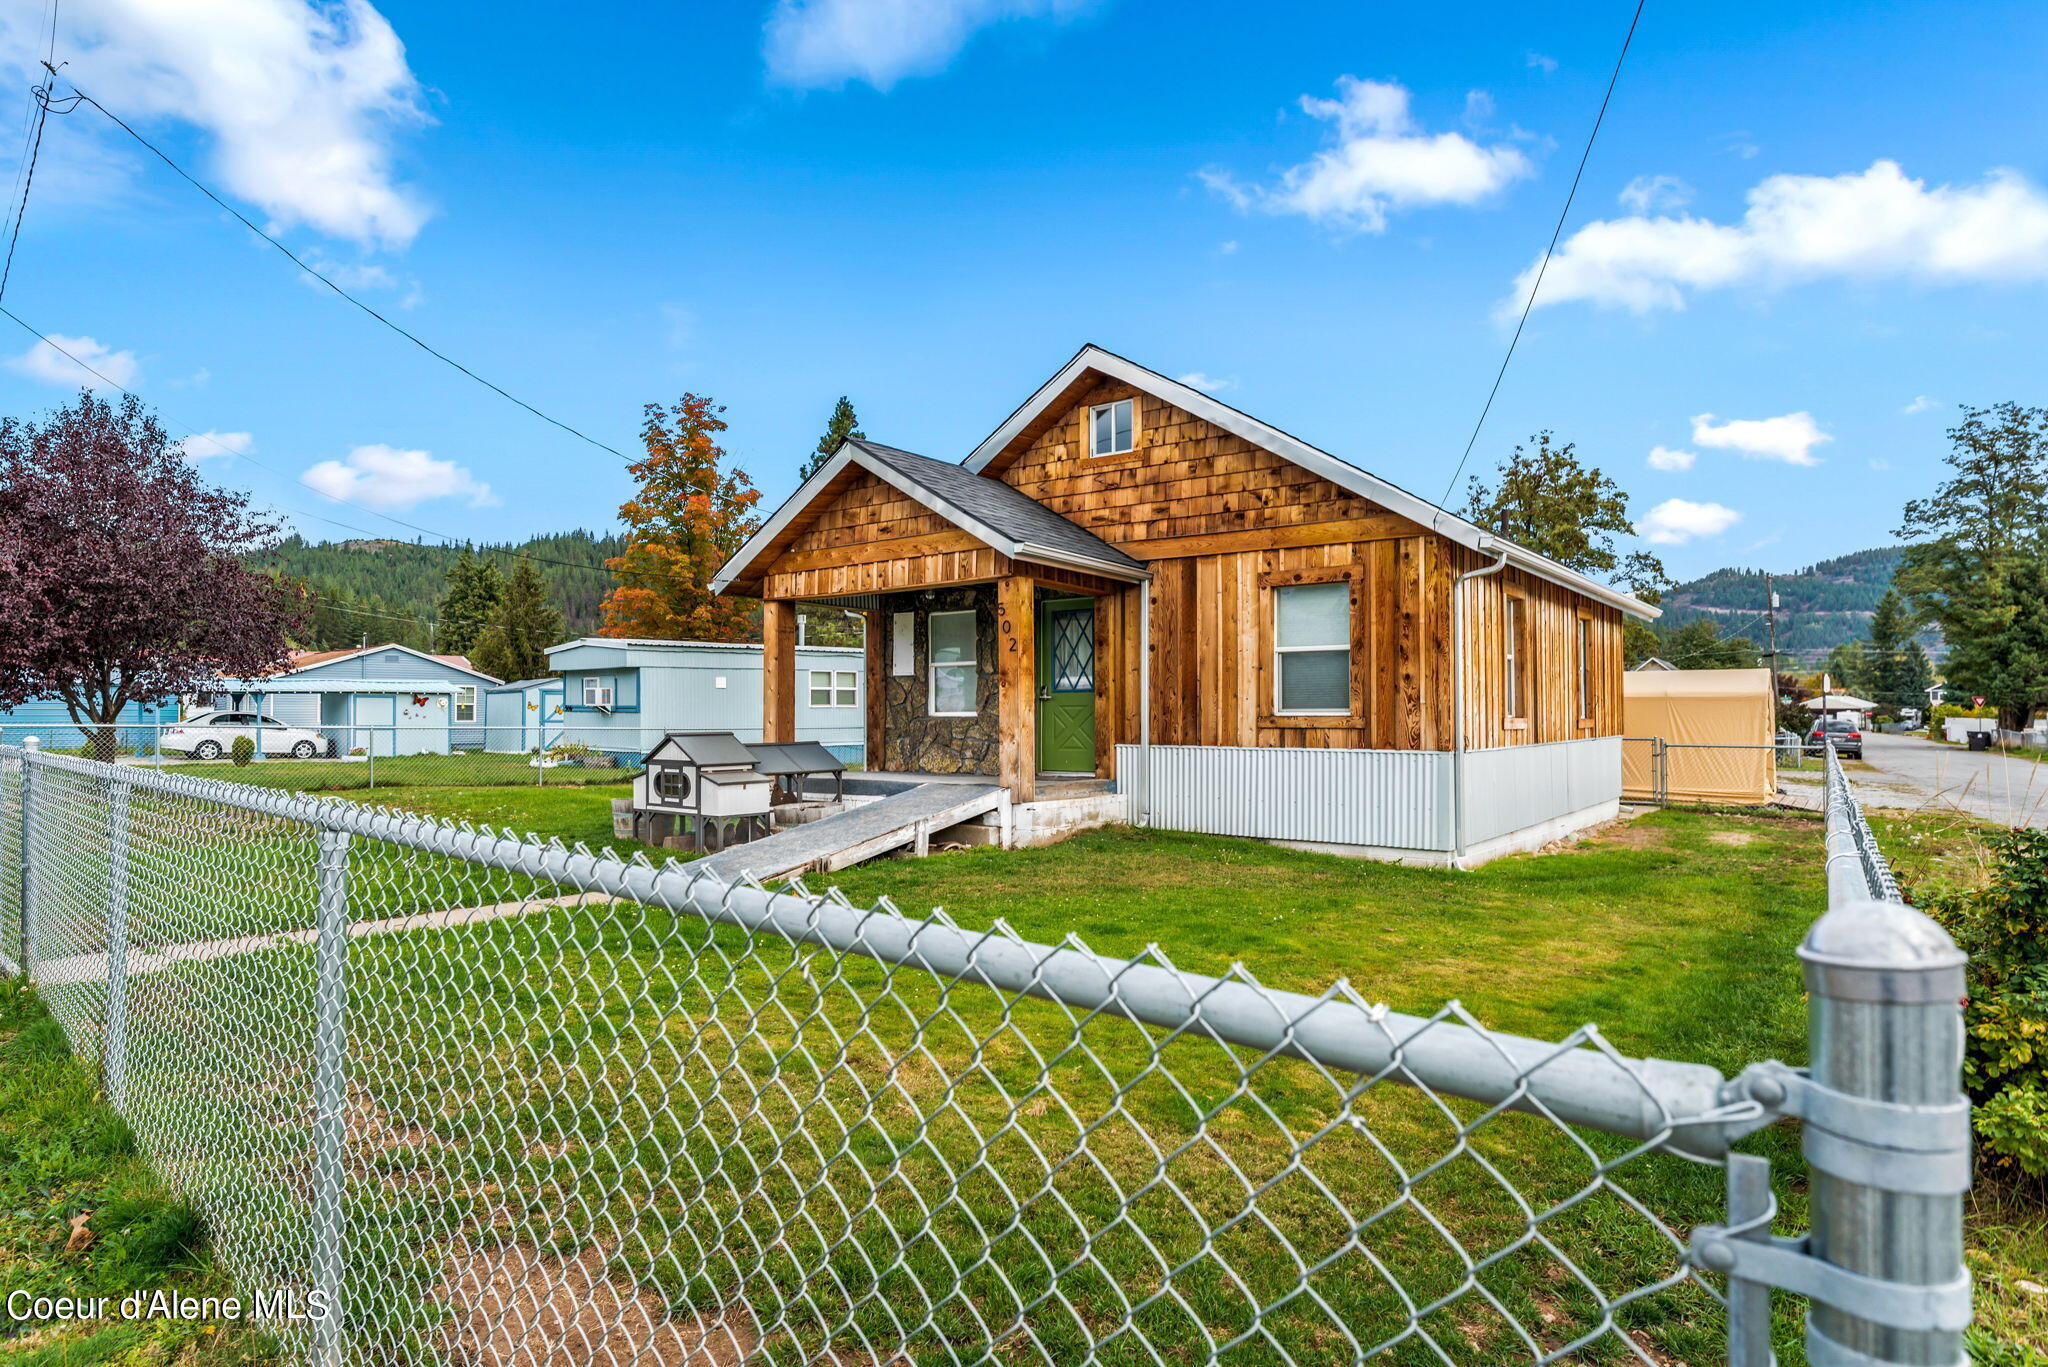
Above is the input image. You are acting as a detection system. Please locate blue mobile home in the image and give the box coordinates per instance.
[211,644,502,756]
[483,676,567,752]
[514,638,866,762]
[0,698,174,750]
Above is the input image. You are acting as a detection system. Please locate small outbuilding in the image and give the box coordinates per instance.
[631,731,775,852]
[1622,667,1776,805]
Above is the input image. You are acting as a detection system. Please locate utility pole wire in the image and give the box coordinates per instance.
[44,69,631,463]
[1434,0,1648,523]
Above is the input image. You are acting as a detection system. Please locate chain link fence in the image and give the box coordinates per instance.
[0,740,1971,1365]
[0,723,865,797]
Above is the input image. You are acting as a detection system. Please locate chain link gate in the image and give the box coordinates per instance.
[0,739,1970,1365]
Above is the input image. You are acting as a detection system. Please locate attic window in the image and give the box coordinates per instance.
[1088,398,1135,457]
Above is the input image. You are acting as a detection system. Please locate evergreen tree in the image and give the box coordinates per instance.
[1895,402,2048,728]
[1863,589,1917,709]
[434,550,503,656]
[601,395,763,641]
[472,560,564,682]
[1659,617,1761,670]
[798,396,864,482]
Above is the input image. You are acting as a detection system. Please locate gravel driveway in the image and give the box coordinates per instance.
[1853,732,2048,829]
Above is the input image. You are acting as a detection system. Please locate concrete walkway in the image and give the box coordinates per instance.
[1849,732,2048,829]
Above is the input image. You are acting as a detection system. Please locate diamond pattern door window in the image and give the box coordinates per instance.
[1049,608,1095,692]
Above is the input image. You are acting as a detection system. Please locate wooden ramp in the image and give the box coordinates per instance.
[696,782,1007,885]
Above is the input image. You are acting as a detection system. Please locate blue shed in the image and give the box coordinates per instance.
[482,676,567,752]
[523,638,865,764]
[210,644,502,756]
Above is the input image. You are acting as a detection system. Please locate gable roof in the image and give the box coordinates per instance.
[964,345,1658,620]
[268,643,501,684]
[711,437,1146,594]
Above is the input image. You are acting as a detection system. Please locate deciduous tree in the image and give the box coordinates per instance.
[0,392,303,755]
[601,395,762,641]
[1895,402,2048,728]
[1462,431,1669,597]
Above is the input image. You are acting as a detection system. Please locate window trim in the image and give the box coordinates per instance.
[454,684,477,723]
[1260,567,1360,722]
[926,609,980,718]
[1575,614,1592,724]
[1504,592,1529,726]
[1087,397,1137,458]
[581,676,615,709]
[808,669,860,709]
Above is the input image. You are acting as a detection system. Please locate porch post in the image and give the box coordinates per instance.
[996,575,1036,804]
[864,609,886,770]
[762,598,797,744]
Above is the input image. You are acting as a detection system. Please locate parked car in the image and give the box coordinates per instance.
[160,711,325,760]
[1805,717,1863,760]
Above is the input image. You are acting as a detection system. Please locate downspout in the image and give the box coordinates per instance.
[1451,539,1509,868]
[1137,577,1153,826]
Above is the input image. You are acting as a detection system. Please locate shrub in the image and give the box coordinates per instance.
[230,735,255,767]
[1926,702,1997,739]
[1914,827,2048,1179]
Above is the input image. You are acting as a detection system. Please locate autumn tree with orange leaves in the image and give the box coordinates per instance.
[600,395,763,641]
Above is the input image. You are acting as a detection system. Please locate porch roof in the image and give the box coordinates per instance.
[711,438,1146,595]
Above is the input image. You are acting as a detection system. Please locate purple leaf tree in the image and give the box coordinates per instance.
[0,391,305,756]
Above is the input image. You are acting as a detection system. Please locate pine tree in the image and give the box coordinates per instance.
[601,395,763,641]
[798,396,864,482]
[472,560,564,682]
[434,550,503,656]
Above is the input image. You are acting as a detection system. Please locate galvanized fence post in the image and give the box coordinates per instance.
[103,774,131,1107]
[1796,897,1971,1366]
[18,736,37,973]
[312,827,351,1366]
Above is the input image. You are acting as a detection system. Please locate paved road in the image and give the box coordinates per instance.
[1852,732,2048,828]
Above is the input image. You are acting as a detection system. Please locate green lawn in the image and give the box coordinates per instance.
[115,749,637,794]
[16,781,2043,1363]
[0,980,276,1364]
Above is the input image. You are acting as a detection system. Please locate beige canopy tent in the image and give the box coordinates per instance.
[1623,667,1776,805]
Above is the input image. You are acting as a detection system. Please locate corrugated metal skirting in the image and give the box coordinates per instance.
[1118,744,1451,851]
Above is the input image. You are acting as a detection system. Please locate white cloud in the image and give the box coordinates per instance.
[1217,239,1239,254]
[1637,498,1740,546]
[179,430,255,463]
[301,444,495,510]
[1176,371,1234,393]
[764,0,1088,90]
[1691,411,1832,467]
[1202,76,1533,233]
[1506,160,2048,314]
[1526,52,1558,74]
[0,0,430,247]
[1902,394,1941,414]
[1646,445,1695,472]
[1618,173,1691,215]
[5,333,137,389]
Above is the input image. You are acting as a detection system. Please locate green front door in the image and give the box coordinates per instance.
[1037,597,1097,773]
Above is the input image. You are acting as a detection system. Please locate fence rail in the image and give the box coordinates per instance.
[0,739,1972,1365]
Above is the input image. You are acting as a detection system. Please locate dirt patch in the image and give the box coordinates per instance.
[1707,831,1759,846]
[436,1244,758,1367]
[1588,819,1668,851]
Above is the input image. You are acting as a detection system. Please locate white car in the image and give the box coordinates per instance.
[160,711,327,761]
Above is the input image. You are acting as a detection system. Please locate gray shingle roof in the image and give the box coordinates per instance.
[846,440,1144,575]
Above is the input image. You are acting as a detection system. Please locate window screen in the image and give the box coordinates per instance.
[928,610,978,716]
[1274,582,1351,714]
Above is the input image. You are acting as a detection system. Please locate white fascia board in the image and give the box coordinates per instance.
[963,345,1658,620]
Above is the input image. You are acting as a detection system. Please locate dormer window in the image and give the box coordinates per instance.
[1089,398,1135,457]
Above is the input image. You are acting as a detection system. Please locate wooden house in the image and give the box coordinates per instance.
[712,346,1659,865]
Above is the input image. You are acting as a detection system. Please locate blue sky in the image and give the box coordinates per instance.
[2,0,2045,582]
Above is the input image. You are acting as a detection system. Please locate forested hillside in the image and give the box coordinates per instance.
[1657,546,1942,662]
[256,531,624,650]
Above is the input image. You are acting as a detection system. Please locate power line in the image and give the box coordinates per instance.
[1435,0,1647,520]
[0,67,53,303]
[41,71,631,463]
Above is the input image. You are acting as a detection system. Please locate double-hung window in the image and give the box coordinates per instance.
[928,610,978,716]
[1273,582,1351,715]
[582,676,614,708]
[1088,398,1135,457]
[454,685,477,723]
[1576,617,1591,721]
[809,670,858,708]
[1505,597,1526,720]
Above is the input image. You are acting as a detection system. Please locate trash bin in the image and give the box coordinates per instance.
[1968,730,1992,751]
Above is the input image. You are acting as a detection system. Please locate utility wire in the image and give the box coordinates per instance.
[1435,0,1647,521]
[0,69,53,303]
[44,70,630,462]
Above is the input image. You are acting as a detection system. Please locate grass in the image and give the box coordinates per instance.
[0,979,276,1364]
[113,749,638,794]
[21,775,2046,1363]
